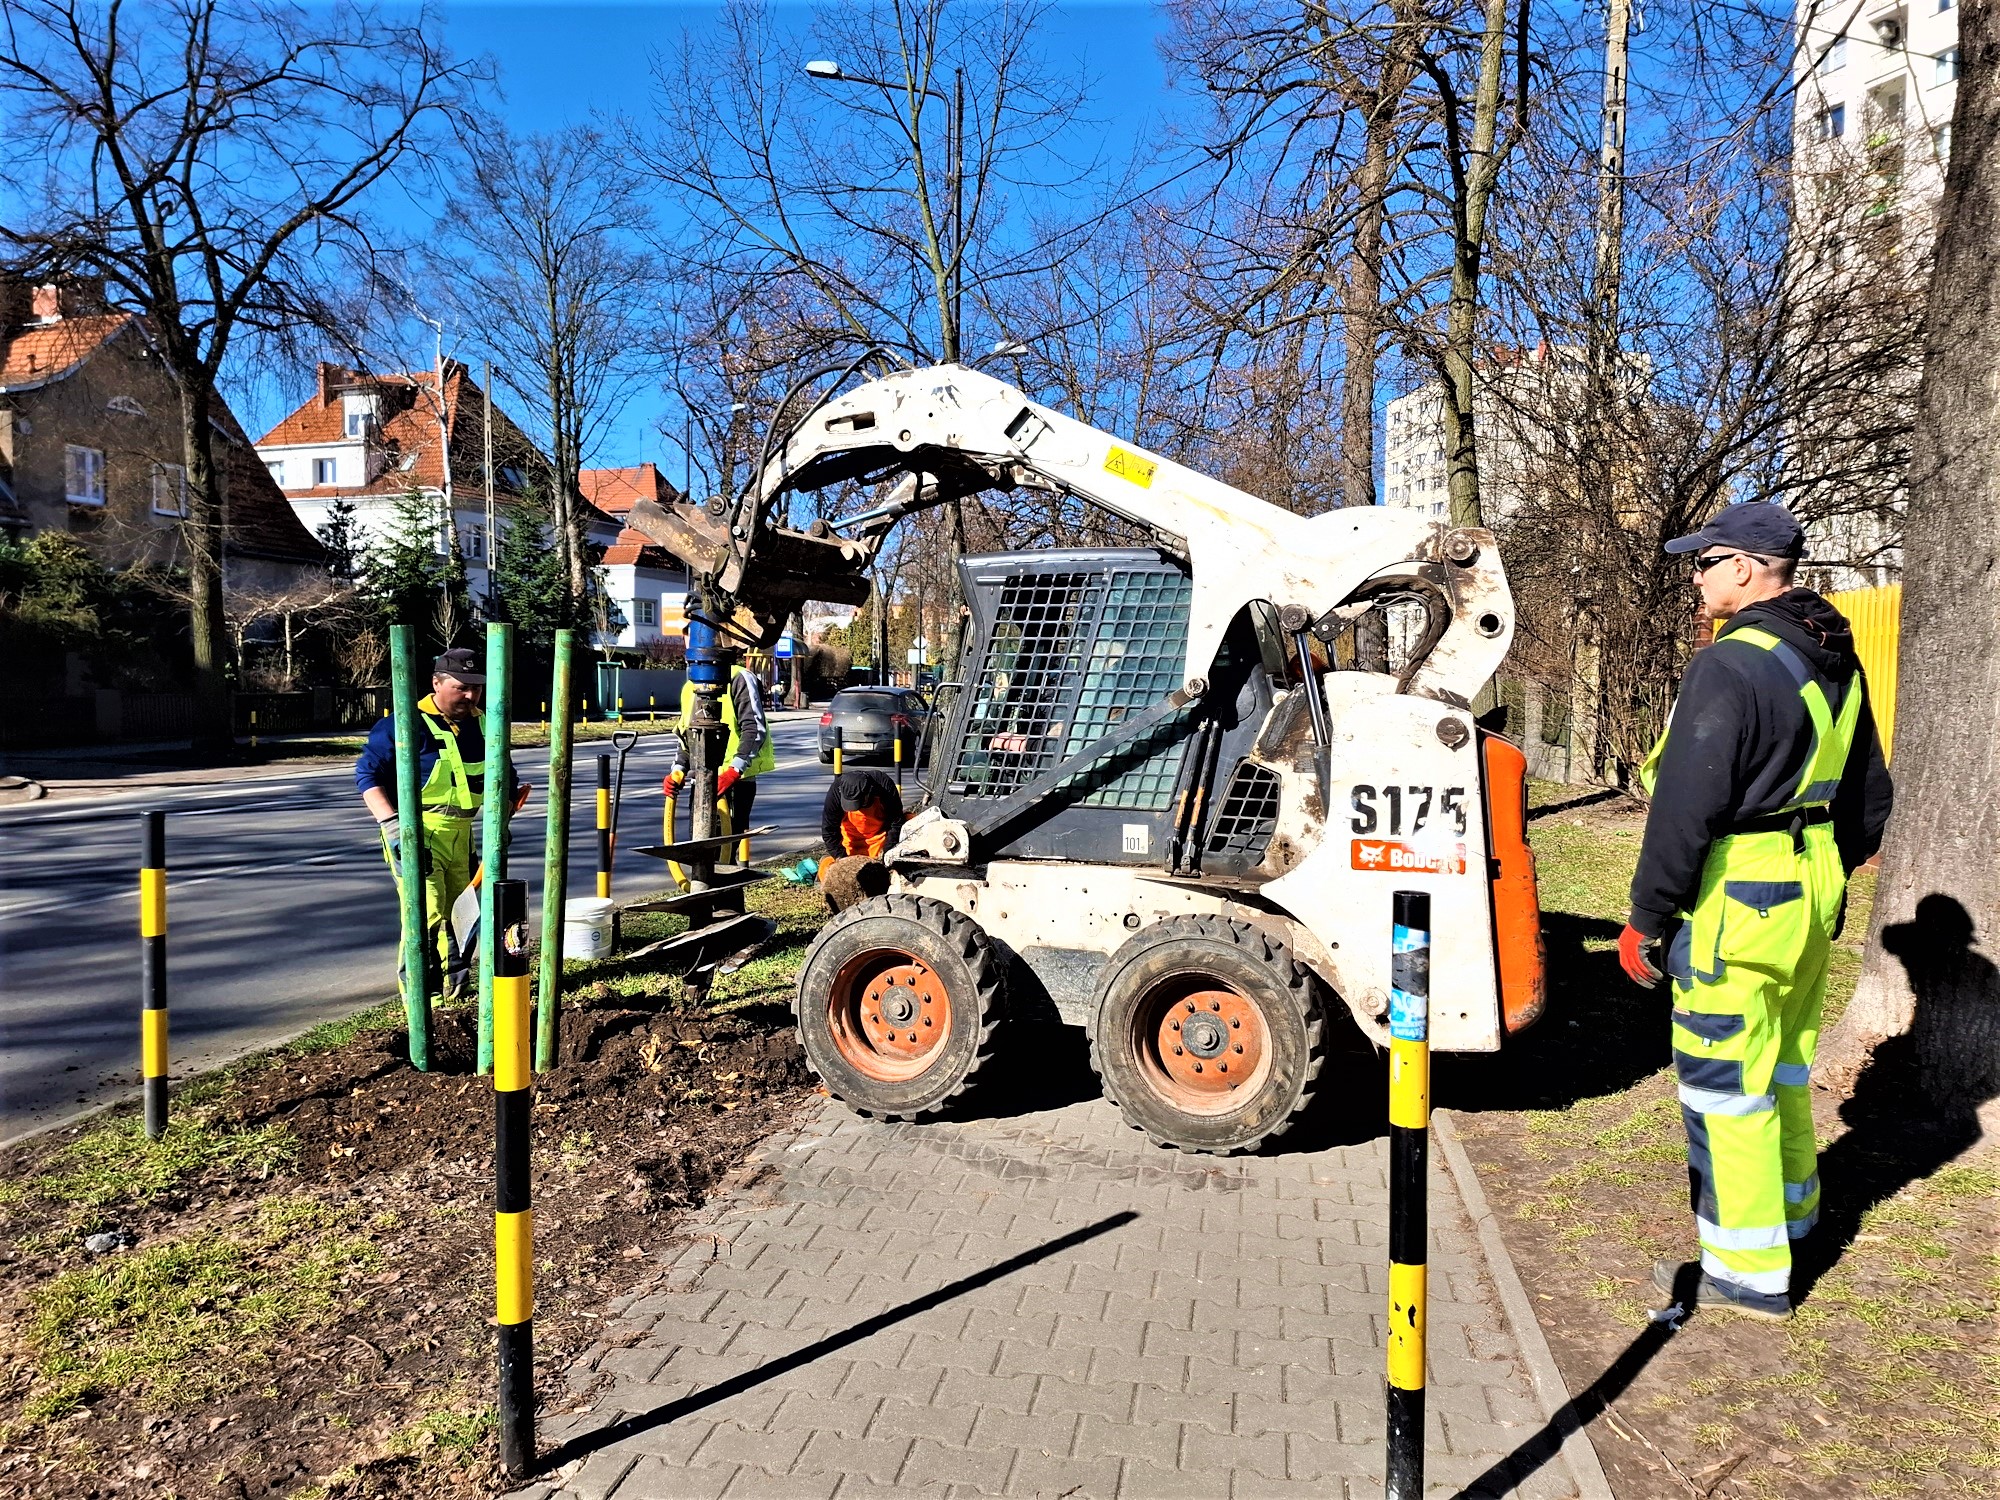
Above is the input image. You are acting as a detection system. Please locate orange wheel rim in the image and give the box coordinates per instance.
[1134,980,1269,1115]
[826,948,953,1082]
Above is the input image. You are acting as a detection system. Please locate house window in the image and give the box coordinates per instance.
[1939,0,1953,11]
[267,460,285,485]
[499,465,525,491]
[636,599,657,626]
[1818,36,1847,74]
[1936,48,1960,83]
[1819,103,1846,139]
[65,444,105,505]
[466,525,485,560]
[1935,123,1952,158]
[151,463,188,517]
[313,456,337,485]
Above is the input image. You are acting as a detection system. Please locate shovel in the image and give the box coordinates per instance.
[448,781,535,961]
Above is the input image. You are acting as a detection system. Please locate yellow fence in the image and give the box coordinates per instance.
[1825,583,1901,760]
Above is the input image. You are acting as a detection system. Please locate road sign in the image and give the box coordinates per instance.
[775,633,795,658]
[906,647,925,665]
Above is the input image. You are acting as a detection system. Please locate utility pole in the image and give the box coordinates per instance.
[484,359,498,611]
[1572,0,1634,786]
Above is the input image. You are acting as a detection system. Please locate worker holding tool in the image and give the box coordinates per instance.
[1620,503,1891,1321]
[357,648,525,1002]
[662,660,775,831]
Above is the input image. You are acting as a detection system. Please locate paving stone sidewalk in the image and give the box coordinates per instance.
[524,1085,1607,1500]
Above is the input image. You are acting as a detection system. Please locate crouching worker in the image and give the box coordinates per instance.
[817,767,905,912]
[357,648,523,1004]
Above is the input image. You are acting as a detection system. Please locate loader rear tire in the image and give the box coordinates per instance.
[795,894,1005,1120]
[1088,914,1325,1154]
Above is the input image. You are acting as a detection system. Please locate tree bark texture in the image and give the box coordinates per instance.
[1817,0,2000,1119]
[1441,0,1513,531]
[178,380,233,757]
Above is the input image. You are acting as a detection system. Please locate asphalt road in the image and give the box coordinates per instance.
[0,714,858,1143]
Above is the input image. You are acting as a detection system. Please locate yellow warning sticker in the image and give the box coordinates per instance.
[1103,445,1156,488]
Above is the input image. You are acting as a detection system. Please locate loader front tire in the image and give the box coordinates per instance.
[1089,914,1325,1154]
[795,894,1005,1120]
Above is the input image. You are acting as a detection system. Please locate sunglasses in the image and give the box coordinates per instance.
[1692,551,1748,575]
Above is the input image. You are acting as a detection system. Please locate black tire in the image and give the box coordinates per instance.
[795,894,1005,1120]
[819,749,834,765]
[1087,914,1326,1154]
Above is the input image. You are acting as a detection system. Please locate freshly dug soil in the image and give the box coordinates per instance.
[0,998,815,1497]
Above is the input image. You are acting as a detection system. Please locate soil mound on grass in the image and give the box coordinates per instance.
[0,997,815,1497]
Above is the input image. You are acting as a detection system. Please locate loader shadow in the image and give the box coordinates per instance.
[1434,911,1666,1117]
[1793,892,2000,1303]
[533,1209,1140,1473]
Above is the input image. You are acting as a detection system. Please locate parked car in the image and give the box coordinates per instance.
[819,687,930,766]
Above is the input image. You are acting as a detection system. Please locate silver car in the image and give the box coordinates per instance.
[818,687,929,765]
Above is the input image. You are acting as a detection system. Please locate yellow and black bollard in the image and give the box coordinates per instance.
[833,725,844,776]
[139,810,168,1140]
[1385,889,1431,1500]
[595,753,612,898]
[492,876,535,1475]
[893,730,904,784]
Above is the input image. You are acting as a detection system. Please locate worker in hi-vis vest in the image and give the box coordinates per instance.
[1621,502,1891,1320]
[663,664,776,839]
[357,648,523,1002]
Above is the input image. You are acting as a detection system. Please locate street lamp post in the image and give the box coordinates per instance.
[805,57,965,362]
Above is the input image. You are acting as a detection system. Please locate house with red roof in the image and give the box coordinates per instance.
[0,279,325,591]
[577,462,694,651]
[255,360,621,603]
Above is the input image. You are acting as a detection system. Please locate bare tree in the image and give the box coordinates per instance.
[1164,0,1531,525]
[0,0,478,753]
[435,124,659,606]
[1479,3,1926,784]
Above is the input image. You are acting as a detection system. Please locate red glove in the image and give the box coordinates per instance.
[1619,923,1663,989]
[715,765,741,797]
[663,769,685,794]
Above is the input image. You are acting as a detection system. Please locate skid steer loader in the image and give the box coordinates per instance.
[626,361,1545,1154]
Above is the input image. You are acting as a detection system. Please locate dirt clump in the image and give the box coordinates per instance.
[0,996,815,1498]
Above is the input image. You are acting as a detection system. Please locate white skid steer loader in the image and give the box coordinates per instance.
[626,361,1546,1154]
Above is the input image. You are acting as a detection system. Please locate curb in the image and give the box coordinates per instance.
[1434,1108,1618,1500]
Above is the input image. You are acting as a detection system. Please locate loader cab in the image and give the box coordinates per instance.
[928,548,1289,875]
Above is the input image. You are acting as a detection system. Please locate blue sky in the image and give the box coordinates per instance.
[255,1,1186,471]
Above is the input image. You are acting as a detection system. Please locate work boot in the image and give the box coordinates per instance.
[1651,1259,1792,1322]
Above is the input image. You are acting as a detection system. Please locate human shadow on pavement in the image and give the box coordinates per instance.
[1793,892,2000,1302]
[533,1209,1141,1473]
[1453,1264,1705,1499]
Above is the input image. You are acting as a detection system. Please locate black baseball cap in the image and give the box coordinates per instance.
[1664,501,1805,559]
[838,771,882,811]
[432,647,486,685]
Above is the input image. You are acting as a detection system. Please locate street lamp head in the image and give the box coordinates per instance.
[805,59,843,79]
[991,340,1029,358]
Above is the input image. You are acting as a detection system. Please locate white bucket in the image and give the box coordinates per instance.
[562,897,616,960]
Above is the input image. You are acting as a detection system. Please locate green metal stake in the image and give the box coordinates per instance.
[535,629,576,1071]
[478,621,514,1075]
[389,625,431,1070]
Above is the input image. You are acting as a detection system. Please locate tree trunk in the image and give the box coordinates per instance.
[1817,0,2000,1117]
[1440,0,1513,531]
[180,381,235,757]
[1339,109,1391,511]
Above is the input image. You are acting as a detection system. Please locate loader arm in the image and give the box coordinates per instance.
[625,364,1514,706]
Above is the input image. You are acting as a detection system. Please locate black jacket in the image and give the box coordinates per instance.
[821,768,905,859]
[1629,589,1893,937]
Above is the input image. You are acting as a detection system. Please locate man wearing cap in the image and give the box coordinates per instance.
[815,768,904,911]
[1621,502,1892,1320]
[356,648,523,1002]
